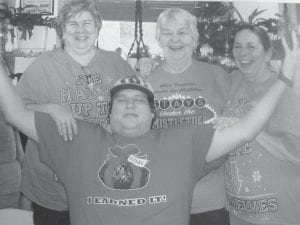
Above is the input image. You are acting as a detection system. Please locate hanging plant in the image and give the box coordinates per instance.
[233,7,279,35]
[10,6,56,40]
[0,3,56,41]
[0,3,10,20]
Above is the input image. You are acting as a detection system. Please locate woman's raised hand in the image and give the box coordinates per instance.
[281,30,300,81]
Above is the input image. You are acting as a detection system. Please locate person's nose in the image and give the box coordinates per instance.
[170,33,180,42]
[125,99,136,109]
[75,24,86,33]
[239,47,250,57]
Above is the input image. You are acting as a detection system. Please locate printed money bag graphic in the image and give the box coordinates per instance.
[99,144,150,190]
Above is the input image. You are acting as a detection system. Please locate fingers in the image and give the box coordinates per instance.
[48,104,77,141]
[138,62,153,77]
[61,122,68,141]
[282,30,298,53]
[212,117,239,130]
[65,118,78,141]
[70,117,78,138]
[56,122,67,140]
[57,119,77,141]
[139,64,152,77]
[281,30,299,80]
[281,34,289,53]
[137,57,159,77]
[212,117,227,130]
[56,121,63,136]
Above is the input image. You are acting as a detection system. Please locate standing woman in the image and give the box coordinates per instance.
[147,8,231,225]
[224,25,300,225]
[17,1,135,225]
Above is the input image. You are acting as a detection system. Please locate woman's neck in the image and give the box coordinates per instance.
[65,46,96,67]
[163,57,192,74]
[245,63,273,83]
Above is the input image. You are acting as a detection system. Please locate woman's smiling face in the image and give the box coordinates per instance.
[158,19,194,62]
[233,29,271,80]
[63,11,99,55]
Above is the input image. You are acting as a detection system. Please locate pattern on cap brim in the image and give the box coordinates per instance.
[115,76,154,93]
[110,76,154,100]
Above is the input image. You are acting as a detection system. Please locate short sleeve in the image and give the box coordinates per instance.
[16,55,50,104]
[0,112,16,163]
[212,65,232,103]
[111,52,137,77]
[191,125,216,180]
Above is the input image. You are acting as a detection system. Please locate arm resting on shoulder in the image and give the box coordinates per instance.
[26,103,77,141]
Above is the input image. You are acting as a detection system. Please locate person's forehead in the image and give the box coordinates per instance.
[115,89,147,98]
[67,10,94,22]
[235,30,261,43]
[161,18,189,30]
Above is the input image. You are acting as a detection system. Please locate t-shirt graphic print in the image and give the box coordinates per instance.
[99,144,150,190]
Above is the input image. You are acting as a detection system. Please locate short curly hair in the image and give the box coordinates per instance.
[155,8,199,50]
[56,0,102,41]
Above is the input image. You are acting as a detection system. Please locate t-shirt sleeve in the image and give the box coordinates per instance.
[212,65,232,104]
[190,125,216,180]
[227,70,243,102]
[16,55,50,104]
[34,111,72,177]
[112,53,137,77]
[0,112,17,163]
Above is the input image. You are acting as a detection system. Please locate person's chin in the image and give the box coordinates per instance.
[72,46,91,55]
[76,44,91,50]
[121,118,139,128]
[238,64,253,74]
[170,53,187,61]
[120,124,140,134]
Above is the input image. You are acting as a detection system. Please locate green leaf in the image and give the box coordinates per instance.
[248,8,268,24]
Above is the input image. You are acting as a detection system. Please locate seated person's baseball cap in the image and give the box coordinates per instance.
[110,76,154,104]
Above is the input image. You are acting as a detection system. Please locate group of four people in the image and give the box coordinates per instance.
[0,0,299,225]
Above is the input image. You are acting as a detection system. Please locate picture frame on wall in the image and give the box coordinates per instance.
[21,0,54,15]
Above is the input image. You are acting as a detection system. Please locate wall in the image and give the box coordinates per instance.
[4,0,299,72]
[233,1,279,21]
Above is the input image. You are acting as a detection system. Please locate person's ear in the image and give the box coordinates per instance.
[97,21,102,31]
[158,39,164,49]
[265,48,273,63]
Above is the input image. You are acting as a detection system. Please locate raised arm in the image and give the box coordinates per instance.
[27,103,77,141]
[293,57,300,99]
[0,65,38,142]
[206,31,300,162]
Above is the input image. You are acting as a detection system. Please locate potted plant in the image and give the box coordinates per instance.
[8,5,56,41]
[0,3,56,53]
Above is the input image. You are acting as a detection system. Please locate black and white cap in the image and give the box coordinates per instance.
[110,76,154,103]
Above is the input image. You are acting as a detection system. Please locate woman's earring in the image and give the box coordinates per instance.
[61,39,65,49]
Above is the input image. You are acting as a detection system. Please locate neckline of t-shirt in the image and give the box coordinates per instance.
[64,48,100,69]
[162,60,193,75]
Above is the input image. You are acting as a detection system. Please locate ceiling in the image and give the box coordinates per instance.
[96,1,198,22]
